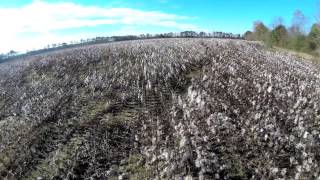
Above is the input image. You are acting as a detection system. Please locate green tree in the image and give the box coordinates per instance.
[308,24,320,41]
[271,25,288,47]
[286,10,308,52]
[253,21,270,42]
[306,24,320,51]
[288,34,307,51]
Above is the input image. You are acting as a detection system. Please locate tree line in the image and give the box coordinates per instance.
[244,10,320,56]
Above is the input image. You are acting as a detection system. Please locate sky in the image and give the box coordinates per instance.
[0,0,319,53]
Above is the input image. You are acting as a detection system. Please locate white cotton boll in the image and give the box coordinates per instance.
[202,74,208,81]
[300,84,306,91]
[296,165,302,172]
[162,151,169,160]
[196,95,201,105]
[287,91,294,97]
[303,132,308,139]
[147,80,152,89]
[271,167,278,174]
[184,175,193,180]
[255,113,261,120]
[290,157,295,164]
[195,157,201,168]
[187,87,196,102]
[178,96,183,106]
[180,136,187,148]
[203,136,209,142]
[295,142,304,149]
[206,117,212,126]
[302,151,307,158]
[289,135,295,142]
[241,128,246,135]
[281,168,287,176]
[267,86,272,93]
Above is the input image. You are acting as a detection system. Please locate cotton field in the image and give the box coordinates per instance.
[0,38,320,179]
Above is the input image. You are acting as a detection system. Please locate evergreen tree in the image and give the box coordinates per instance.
[306,24,320,51]
[270,25,288,47]
[308,24,320,41]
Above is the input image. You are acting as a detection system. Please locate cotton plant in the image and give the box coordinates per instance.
[0,38,319,179]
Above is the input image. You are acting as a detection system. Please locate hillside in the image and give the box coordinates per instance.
[0,38,320,179]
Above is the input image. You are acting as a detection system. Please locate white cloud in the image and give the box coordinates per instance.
[0,0,199,53]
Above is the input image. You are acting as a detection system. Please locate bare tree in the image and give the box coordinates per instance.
[290,10,308,34]
[317,2,320,24]
[271,17,285,28]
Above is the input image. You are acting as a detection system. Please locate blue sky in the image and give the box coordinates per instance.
[0,0,319,53]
